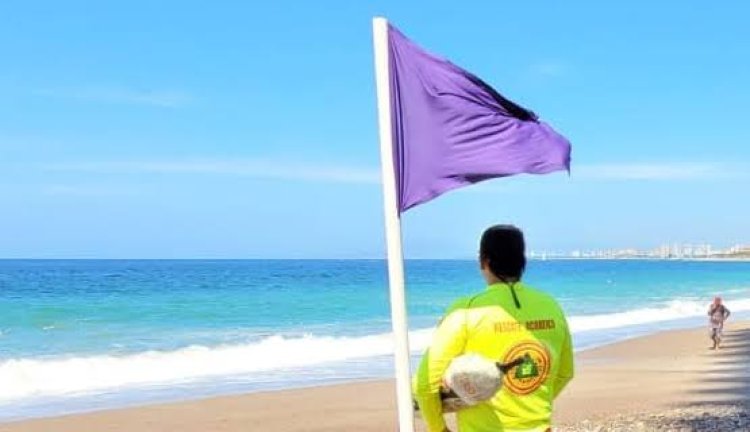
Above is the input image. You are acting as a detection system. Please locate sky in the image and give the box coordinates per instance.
[1,1,749,258]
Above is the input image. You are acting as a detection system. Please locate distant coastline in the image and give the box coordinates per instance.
[530,243,750,262]
[531,256,750,262]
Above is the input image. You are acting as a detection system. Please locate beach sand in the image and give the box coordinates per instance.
[1,322,748,432]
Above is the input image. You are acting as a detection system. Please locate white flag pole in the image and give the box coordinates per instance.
[372,16,415,432]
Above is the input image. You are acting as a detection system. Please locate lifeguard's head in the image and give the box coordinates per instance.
[479,225,526,283]
[713,296,722,305]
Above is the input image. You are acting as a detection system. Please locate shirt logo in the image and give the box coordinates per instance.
[502,341,551,395]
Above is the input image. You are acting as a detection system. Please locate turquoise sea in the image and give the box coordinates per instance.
[1,259,749,420]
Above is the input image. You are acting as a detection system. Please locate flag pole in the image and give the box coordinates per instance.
[372,16,415,432]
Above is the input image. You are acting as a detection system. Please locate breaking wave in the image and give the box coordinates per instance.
[3,296,749,403]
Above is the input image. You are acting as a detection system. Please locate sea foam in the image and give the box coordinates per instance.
[0,329,432,402]
[569,297,750,332]
[2,297,748,403]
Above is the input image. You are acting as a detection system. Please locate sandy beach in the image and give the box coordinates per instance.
[1,322,748,432]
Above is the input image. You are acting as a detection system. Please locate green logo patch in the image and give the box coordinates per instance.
[514,354,539,379]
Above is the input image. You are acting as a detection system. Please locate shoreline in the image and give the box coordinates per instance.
[2,321,748,431]
[1,313,738,423]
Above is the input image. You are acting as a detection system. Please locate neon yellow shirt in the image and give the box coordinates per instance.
[414,282,574,432]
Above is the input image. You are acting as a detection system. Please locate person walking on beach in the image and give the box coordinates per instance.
[414,225,574,432]
[708,297,730,350]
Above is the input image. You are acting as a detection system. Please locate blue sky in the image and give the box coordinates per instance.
[1,1,749,258]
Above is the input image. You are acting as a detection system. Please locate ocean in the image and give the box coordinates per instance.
[1,259,749,421]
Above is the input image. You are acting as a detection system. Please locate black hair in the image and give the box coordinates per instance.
[479,225,527,281]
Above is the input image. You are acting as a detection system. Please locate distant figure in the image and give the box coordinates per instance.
[413,225,574,432]
[708,297,730,350]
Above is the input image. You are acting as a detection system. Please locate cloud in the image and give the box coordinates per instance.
[412,161,745,196]
[35,86,192,108]
[42,160,744,186]
[42,184,141,197]
[529,61,569,78]
[43,159,381,184]
[574,162,743,181]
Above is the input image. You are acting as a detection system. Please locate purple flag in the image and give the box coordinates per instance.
[388,25,572,213]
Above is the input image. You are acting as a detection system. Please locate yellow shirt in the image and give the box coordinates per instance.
[414,282,574,432]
